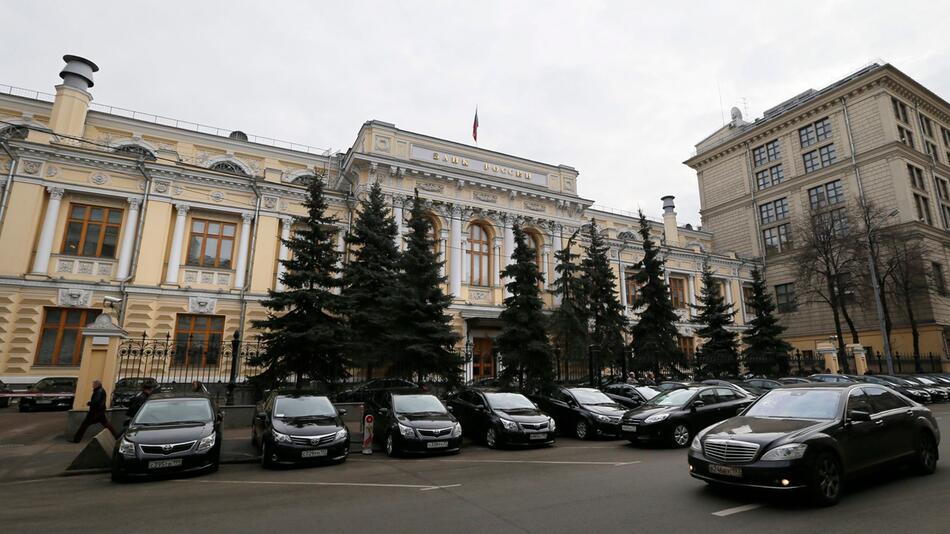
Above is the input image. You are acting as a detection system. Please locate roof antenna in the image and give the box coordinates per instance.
[717,81,725,126]
[741,97,749,119]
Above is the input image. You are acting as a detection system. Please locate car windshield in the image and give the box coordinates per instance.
[645,388,696,407]
[914,377,936,385]
[569,389,616,405]
[485,393,535,410]
[744,389,842,420]
[882,376,913,386]
[116,378,151,388]
[393,395,447,415]
[634,387,660,400]
[134,399,213,425]
[274,396,336,418]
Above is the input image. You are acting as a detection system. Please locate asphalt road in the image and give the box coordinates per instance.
[1,405,948,534]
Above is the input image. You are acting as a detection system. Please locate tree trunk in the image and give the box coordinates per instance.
[904,290,922,372]
[838,295,860,344]
[826,276,851,374]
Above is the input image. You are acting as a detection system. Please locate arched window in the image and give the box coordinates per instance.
[524,230,544,272]
[114,144,156,161]
[468,223,491,287]
[0,125,28,141]
[291,174,317,185]
[425,215,441,255]
[209,160,248,176]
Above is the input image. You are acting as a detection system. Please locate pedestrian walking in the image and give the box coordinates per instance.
[191,380,209,395]
[71,380,116,443]
[126,381,155,420]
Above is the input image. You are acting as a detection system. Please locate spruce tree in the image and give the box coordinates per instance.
[340,181,401,375]
[742,267,793,376]
[549,230,589,381]
[496,224,555,391]
[692,257,740,377]
[629,211,684,376]
[388,191,462,385]
[581,219,628,384]
[251,175,348,389]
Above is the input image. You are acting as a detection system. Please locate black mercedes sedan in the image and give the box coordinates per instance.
[369,392,462,457]
[111,394,221,482]
[252,391,349,468]
[528,386,626,439]
[688,384,940,505]
[18,377,77,412]
[448,388,555,448]
[899,376,949,402]
[622,385,753,447]
[852,374,931,404]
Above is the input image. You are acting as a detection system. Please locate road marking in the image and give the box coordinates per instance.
[176,479,461,491]
[437,459,640,467]
[712,504,763,517]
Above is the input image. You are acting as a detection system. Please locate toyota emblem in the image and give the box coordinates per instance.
[161,444,173,451]
[311,438,320,445]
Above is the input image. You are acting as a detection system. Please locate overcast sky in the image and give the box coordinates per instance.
[5,1,950,226]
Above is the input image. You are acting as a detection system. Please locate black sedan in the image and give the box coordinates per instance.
[111,394,221,482]
[622,386,753,447]
[744,378,783,391]
[852,375,931,404]
[448,389,555,448]
[18,377,77,412]
[111,377,161,407]
[688,384,939,505]
[335,378,420,403]
[529,386,626,440]
[899,376,949,402]
[252,390,349,468]
[779,377,813,384]
[601,383,661,408]
[369,393,462,457]
[0,378,11,408]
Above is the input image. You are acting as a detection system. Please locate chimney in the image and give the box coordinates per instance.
[661,195,680,246]
[48,55,98,138]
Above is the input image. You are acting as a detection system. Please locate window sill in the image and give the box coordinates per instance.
[30,365,80,369]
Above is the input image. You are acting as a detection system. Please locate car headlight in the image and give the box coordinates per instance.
[398,423,416,439]
[548,418,556,431]
[118,438,136,456]
[272,429,292,443]
[451,422,462,438]
[690,436,702,451]
[197,432,216,452]
[760,443,807,461]
[644,413,670,424]
[334,428,348,442]
[499,418,518,431]
[595,414,619,423]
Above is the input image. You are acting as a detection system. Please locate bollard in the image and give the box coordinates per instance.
[362,413,374,455]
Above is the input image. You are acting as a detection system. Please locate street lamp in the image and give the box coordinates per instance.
[866,208,899,375]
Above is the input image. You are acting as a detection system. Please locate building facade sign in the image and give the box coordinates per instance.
[410,145,548,188]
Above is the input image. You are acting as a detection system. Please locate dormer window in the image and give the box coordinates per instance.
[209,161,248,176]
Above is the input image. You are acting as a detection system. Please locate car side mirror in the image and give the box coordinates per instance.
[447,405,454,412]
[378,407,389,415]
[848,410,871,422]
[338,408,347,416]
[216,412,223,423]
[692,400,705,410]
[533,403,540,409]
[255,412,266,421]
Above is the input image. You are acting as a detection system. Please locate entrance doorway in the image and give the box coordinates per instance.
[472,337,495,379]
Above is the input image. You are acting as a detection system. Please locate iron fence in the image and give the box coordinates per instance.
[116,333,265,388]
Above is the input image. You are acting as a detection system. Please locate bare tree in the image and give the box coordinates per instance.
[880,228,932,369]
[846,201,898,353]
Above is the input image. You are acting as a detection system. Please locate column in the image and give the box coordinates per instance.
[115,197,141,280]
[688,275,697,306]
[542,246,552,289]
[449,206,462,298]
[619,263,627,307]
[233,212,254,289]
[30,187,64,275]
[724,279,735,306]
[503,219,515,297]
[164,203,189,285]
[276,216,293,290]
[393,198,403,250]
[493,237,503,287]
[439,228,449,278]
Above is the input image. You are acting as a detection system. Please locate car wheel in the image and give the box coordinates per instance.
[915,432,938,475]
[809,452,842,506]
[486,427,498,449]
[261,441,275,469]
[18,402,29,413]
[575,419,590,440]
[669,424,691,448]
[110,456,126,483]
[386,433,399,458]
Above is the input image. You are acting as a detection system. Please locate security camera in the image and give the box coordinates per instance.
[102,296,123,308]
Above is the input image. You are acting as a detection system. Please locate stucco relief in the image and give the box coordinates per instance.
[524,200,546,212]
[473,191,498,203]
[57,288,92,308]
[188,296,217,314]
[417,182,444,193]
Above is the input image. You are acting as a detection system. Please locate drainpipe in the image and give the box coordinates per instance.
[743,141,766,268]
[0,140,16,233]
[238,180,263,343]
[118,160,153,326]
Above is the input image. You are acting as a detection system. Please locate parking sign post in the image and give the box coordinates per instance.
[362,413,374,454]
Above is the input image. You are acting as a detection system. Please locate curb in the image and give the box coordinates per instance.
[61,468,110,477]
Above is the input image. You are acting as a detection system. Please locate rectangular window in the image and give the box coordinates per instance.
[34,307,101,366]
[752,140,781,167]
[803,150,821,173]
[61,204,123,259]
[932,263,946,295]
[815,208,849,237]
[742,286,756,316]
[759,198,788,224]
[625,274,638,307]
[755,164,784,190]
[808,180,844,210]
[892,97,909,123]
[942,126,950,147]
[186,218,236,269]
[819,144,837,167]
[775,283,797,313]
[914,194,933,225]
[798,117,831,148]
[898,126,915,148]
[925,141,939,162]
[173,314,225,367]
[677,336,695,358]
[802,145,836,173]
[669,277,687,309]
[940,204,950,229]
[908,164,926,190]
[762,224,791,255]
[920,114,934,138]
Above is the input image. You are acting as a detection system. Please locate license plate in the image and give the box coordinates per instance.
[529,433,547,440]
[301,449,328,458]
[622,424,637,432]
[427,441,449,448]
[709,464,742,478]
[36,399,52,405]
[148,459,183,469]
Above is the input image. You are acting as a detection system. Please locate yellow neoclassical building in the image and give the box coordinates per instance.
[0,55,758,385]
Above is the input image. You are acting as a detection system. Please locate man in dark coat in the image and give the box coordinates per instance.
[72,380,116,442]
[126,381,155,420]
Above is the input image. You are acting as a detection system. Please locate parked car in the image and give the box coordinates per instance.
[111,377,161,407]
[621,385,753,447]
[368,392,461,457]
[601,383,661,408]
[18,377,77,412]
[0,378,11,408]
[111,394,221,482]
[447,388,555,448]
[744,378,783,391]
[700,379,764,398]
[875,375,933,403]
[898,376,950,402]
[657,381,691,391]
[809,374,856,383]
[850,375,931,404]
[334,378,421,403]
[528,386,626,440]
[779,377,814,384]
[252,390,349,468]
[688,383,940,505]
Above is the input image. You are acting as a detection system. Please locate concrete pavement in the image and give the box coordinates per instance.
[1,404,947,533]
